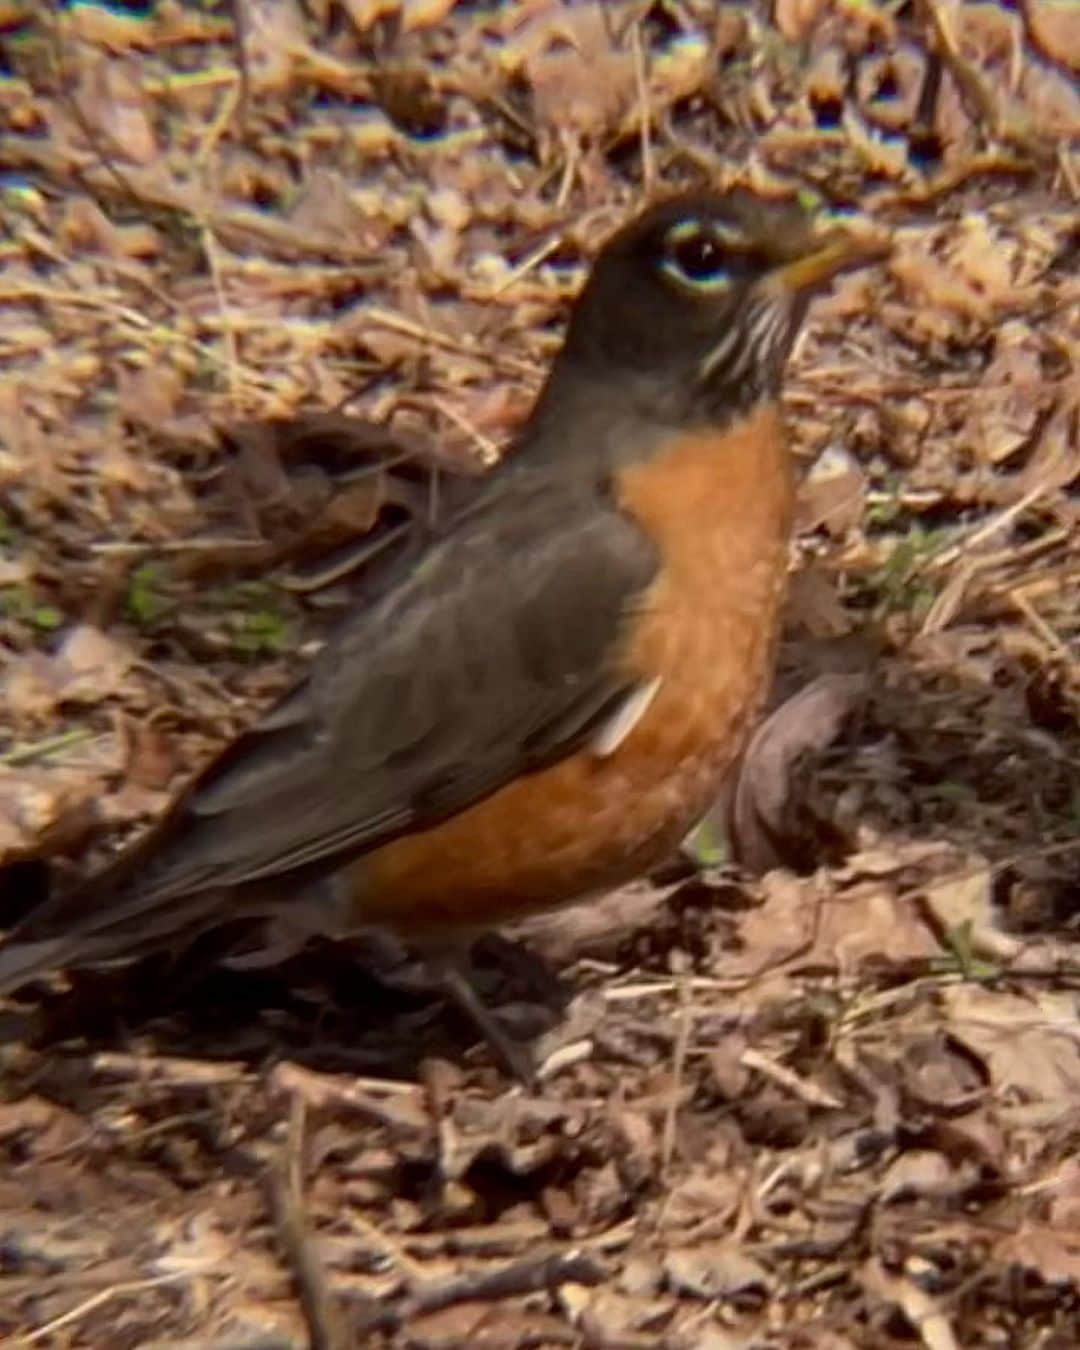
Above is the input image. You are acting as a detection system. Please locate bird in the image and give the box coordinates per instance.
[0,189,888,1075]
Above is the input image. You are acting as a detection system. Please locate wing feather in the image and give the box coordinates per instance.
[1,472,657,970]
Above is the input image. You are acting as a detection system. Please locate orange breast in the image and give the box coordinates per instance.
[352,404,794,935]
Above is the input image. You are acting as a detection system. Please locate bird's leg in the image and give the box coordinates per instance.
[425,947,539,1089]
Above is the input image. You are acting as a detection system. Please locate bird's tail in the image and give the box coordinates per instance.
[0,868,312,998]
[0,869,223,999]
[0,934,104,997]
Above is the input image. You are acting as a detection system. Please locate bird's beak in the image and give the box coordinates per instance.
[767,216,892,296]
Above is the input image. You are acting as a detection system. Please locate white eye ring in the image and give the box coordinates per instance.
[659,219,736,294]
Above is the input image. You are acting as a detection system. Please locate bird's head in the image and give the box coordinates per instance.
[543,189,889,430]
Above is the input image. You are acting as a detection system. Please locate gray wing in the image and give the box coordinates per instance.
[2,474,657,961]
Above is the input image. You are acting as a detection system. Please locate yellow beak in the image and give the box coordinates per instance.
[768,216,892,295]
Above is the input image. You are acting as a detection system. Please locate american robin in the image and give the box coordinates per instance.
[0,190,887,1072]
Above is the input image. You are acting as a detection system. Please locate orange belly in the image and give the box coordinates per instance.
[350,405,794,934]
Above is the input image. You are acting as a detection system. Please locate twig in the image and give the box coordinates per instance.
[265,1095,347,1350]
[554,131,580,211]
[412,1251,607,1315]
[536,1038,594,1081]
[929,483,1052,572]
[429,396,503,465]
[631,19,655,192]
[200,223,243,402]
[229,0,253,133]
[91,1051,251,1085]
[740,1047,843,1110]
[660,961,694,1173]
[0,728,95,767]
[1009,591,1071,661]
[363,306,540,377]
[603,973,748,1000]
[18,1271,210,1345]
[272,1059,425,1100]
[87,537,266,556]
[489,234,565,297]
[354,1251,608,1336]
[140,1337,296,1350]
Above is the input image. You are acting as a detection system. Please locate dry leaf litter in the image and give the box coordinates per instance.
[0,1,1078,1346]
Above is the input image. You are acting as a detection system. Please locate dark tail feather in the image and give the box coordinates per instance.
[0,935,88,997]
[0,870,140,997]
[0,879,241,998]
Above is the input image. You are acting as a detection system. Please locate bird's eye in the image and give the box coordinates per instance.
[659,220,734,293]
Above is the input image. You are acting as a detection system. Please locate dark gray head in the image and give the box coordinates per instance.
[533,189,887,432]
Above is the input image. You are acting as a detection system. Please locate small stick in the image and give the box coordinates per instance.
[265,1096,347,1350]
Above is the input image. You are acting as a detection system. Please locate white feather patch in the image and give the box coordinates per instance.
[591,677,663,758]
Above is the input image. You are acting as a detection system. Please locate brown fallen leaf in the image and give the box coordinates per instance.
[728,867,940,980]
[341,0,401,31]
[54,624,134,704]
[207,413,484,590]
[727,672,869,873]
[76,56,159,165]
[663,1241,772,1301]
[942,985,1080,1112]
[994,1221,1080,1291]
[784,567,855,638]
[0,768,98,867]
[880,1148,980,1203]
[774,0,829,45]
[1018,56,1080,138]
[2,654,67,724]
[401,0,459,32]
[796,444,869,536]
[0,1094,88,1157]
[958,320,1046,465]
[1045,1157,1080,1229]
[898,1030,988,1114]
[124,720,181,793]
[1026,0,1080,71]
[241,0,310,94]
[506,4,636,140]
[63,2,158,49]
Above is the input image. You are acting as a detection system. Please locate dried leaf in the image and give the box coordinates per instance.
[730,867,940,979]
[728,673,868,873]
[1026,0,1080,71]
[341,0,400,31]
[0,768,97,865]
[774,0,829,44]
[508,6,635,137]
[943,985,1080,1110]
[125,721,180,792]
[785,567,854,638]
[880,1149,978,1203]
[65,3,156,49]
[664,1241,772,1300]
[958,320,1045,464]
[402,0,458,32]
[797,445,868,535]
[995,1222,1080,1290]
[78,59,158,165]
[54,624,133,704]
[242,0,309,93]
[1018,57,1080,136]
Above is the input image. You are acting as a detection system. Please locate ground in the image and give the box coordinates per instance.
[1,1,1079,1346]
